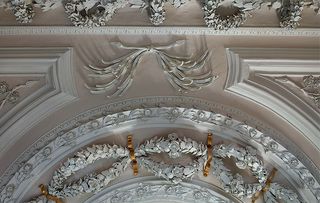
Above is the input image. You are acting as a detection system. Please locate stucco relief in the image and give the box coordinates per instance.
[0,0,319,28]
[274,75,320,109]
[84,41,215,97]
[25,133,300,203]
[1,104,319,203]
[0,80,37,112]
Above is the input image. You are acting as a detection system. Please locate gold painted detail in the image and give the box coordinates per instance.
[203,133,213,177]
[251,168,278,203]
[39,184,62,203]
[128,135,138,176]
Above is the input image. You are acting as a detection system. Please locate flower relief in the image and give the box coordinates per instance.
[0,0,319,28]
[23,133,303,203]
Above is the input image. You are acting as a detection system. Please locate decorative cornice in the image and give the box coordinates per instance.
[0,26,320,37]
[0,104,319,202]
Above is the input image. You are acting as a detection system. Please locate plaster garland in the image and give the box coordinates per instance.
[84,41,215,96]
[202,0,248,30]
[26,133,301,202]
[1,100,319,202]
[0,80,38,112]
[0,0,319,29]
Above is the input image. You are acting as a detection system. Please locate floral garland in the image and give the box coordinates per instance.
[202,0,248,30]
[148,0,166,25]
[279,0,304,29]
[27,133,302,202]
[64,0,128,27]
[0,0,319,29]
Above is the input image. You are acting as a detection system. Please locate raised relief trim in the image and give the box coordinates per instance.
[1,106,319,202]
[84,41,216,97]
[0,0,319,29]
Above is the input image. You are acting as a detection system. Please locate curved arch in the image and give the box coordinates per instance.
[0,101,318,202]
[85,177,242,203]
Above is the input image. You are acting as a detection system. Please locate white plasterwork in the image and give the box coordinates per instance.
[85,177,241,203]
[0,48,78,157]
[0,26,319,37]
[1,107,318,203]
[225,48,320,155]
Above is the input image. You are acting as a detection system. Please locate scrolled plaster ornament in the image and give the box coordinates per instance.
[85,41,215,96]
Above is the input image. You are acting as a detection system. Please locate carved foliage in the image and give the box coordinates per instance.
[85,41,215,96]
[26,133,301,203]
[0,0,319,29]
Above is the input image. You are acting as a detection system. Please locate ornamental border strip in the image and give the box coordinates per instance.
[0,0,319,29]
[0,26,320,36]
[0,104,319,202]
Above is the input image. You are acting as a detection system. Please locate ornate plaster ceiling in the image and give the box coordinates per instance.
[0,2,320,202]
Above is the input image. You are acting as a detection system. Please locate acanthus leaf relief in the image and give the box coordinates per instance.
[0,0,319,29]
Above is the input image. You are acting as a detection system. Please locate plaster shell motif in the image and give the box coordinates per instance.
[84,41,215,96]
[26,133,301,203]
[0,0,319,28]
[0,106,319,202]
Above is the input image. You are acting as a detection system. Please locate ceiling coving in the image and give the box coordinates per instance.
[0,0,319,29]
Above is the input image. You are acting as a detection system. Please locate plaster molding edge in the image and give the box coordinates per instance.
[0,47,78,157]
[0,26,319,36]
[85,177,242,203]
[1,101,319,201]
[225,47,320,152]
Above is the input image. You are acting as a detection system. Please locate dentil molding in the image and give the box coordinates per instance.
[0,48,78,157]
[225,48,320,153]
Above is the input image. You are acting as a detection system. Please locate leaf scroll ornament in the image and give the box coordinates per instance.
[84,40,216,97]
